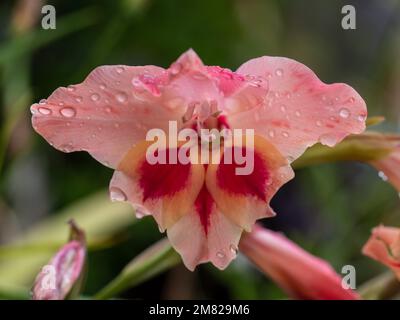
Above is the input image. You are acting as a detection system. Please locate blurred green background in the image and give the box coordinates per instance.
[0,0,400,299]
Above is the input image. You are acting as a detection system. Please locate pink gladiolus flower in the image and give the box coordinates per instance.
[32,222,86,300]
[240,225,360,300]
[30,49,367,270]
[362,225,400,280]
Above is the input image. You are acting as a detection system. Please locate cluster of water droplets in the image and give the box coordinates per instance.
[249,67,368,147]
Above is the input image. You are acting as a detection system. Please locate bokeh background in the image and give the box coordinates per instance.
[0,0,400,299]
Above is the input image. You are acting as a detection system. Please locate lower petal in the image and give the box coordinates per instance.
[167,188,242,270]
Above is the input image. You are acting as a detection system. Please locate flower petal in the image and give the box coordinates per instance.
[31,65,188,168]
[240,225,360,300]
[362,225,400,279]
[370,146,400,192]
[110,141,205,231]
[206,135,294,231]
[227,56,367,161]
[167,185,242,270]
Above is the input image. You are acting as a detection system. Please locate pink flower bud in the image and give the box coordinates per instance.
[240,225,360,300]
[32,221,86,300]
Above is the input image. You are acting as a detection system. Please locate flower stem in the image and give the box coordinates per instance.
[94,238,179,300]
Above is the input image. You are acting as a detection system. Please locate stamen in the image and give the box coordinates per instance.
[209,100,218,115]
[198,101,211,121]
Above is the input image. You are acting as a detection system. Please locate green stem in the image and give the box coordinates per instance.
[94,238,179,300]
[292,133,394,169]
[358,271,400,299]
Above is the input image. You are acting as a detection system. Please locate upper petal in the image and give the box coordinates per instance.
[227,56,367,162]
[30,50,226,169]
[31,65,187,168]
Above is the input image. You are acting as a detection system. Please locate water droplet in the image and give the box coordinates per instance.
[349,97,355,103]
[192,72,208,81]
[116,92,128,103]
[132,77,141,87]
[268,130,275,138]
[39,99,47,105]
[216,251,225,259]
[170,63,182,75]
[99,84,107,90]
[110,187,127,202]
[378,171,388,182]
[319,134,336,146]
[249,81,261,88]
[75,96,83,103]
[358,114,367,122]
[114,123,120,128]
[295,110,301,117]
[60,107,76,118]
[275,68,283,76]
[339,108,350,119]
[38,107,51,115]
[60,143,74,152]
[282,131,289,138]
[321,95,327,102]
[229,244,238,255]
[105,107,112,113]
[67,85,76,92]
[166,97,184,110]
[91,93,100,101]
[316,120,323,127]
[116,66,124,74]
[134,205,148,219]
[135,211,144,219]
[280,104,287,112]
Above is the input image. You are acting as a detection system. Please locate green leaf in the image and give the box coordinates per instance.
[358,271,400,300]
[0,7,100,65]
[0,191,135,288]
